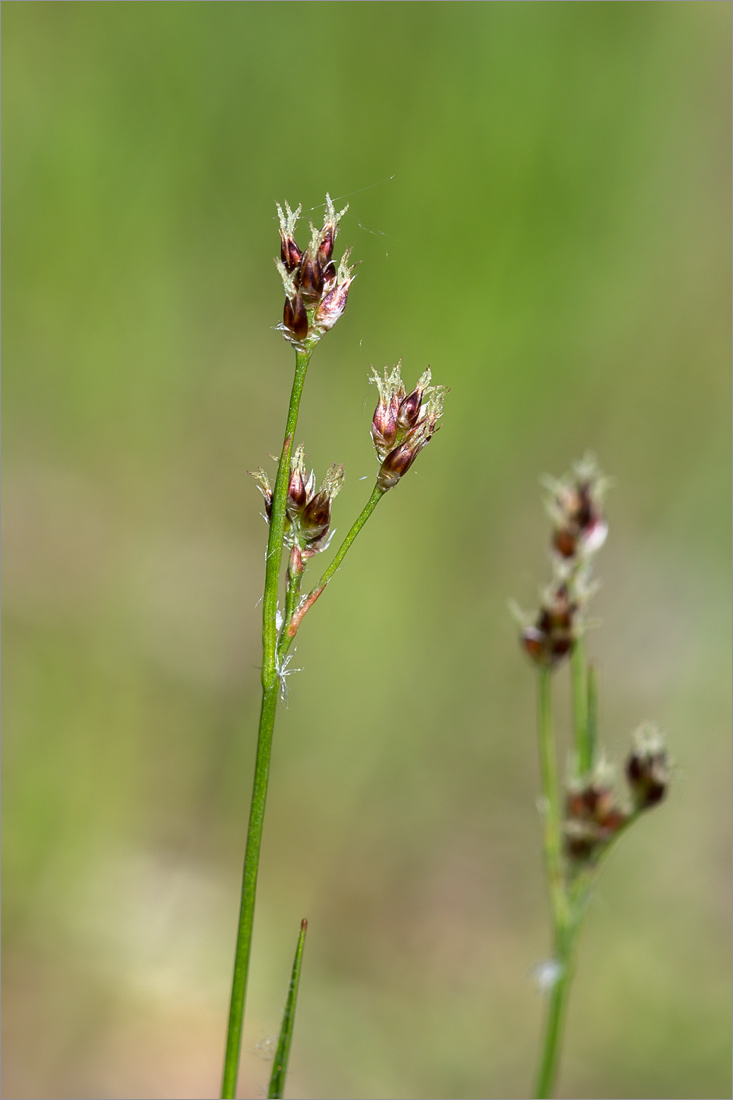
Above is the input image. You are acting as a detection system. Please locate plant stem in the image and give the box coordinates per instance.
[282,547,304,640]
[534,912,582,1100]
[221,347,311,1100]
[536,668,566,925]
[571,639,589,774]
[586,663,598,770]
[279,482,385,653]
[534,667,572,1100]
[262,349,311,679]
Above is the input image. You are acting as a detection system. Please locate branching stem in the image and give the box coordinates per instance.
[279,482,385,653]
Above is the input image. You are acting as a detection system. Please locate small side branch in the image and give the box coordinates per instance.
[279,482,386,654]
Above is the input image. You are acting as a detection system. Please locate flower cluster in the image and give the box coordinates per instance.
[543,454,611,561]
[625,722,671,810]
[518,454,608,669]
[251,445,344,558]
[275,196,356,348]
[520,581,581,669]
[370,364,448,490]
[564,725,671,864]
[564,759,627,862]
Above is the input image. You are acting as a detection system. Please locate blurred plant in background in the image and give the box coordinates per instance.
[516,456,670,1097]
[2,4,730,1099]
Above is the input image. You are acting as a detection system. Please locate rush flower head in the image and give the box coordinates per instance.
[369,364,448,491]
[249,447,344,556]
[543,454,612,562]
[275,195,356,349]
[563,757,628,862]
[517,581,580,669]
[625,723,671,809]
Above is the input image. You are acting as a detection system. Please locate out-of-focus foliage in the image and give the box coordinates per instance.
[3,4,730,1098]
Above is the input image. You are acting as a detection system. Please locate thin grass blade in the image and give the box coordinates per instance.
[268,918,308,1100]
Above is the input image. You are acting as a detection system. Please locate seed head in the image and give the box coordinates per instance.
[625,723,671,809]
[250,448,343,556]
[543,454,611,563]
[275,195,355,348]
[564,758,628,862]
[281,447,344,555]
[520,582,580,668]
[369,364,448,491]
[301,463,344,555]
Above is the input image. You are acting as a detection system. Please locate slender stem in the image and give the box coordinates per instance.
[571,639,589,774]
[534,782,644,1097]
[536,668,566,925]
[535,952,570,1098]
[222,684,279,1098]
[221,346,311,1100]
[534,916,580,1100]
[263,349,311,682]
[282,546,304,640]
[534,666,571,1100]
[280,482,385,653]
[586,663,598,769]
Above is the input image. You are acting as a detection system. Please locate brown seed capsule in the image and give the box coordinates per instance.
[552,528,578,559]
[298,256,324,307]
[520,584,579,668]
[302,491,332,544]
[564,770,628,862]
[317,225,335,268]
[626,748,669,807]
[371,393,400,455]
[397,386,423,431]
[564,819,603,862]
[521,626,549,665]
[280,236,303,274]
[314,278,352,334]
[287,465,309,517]
[377,440,420,491]
[283,294,308,340]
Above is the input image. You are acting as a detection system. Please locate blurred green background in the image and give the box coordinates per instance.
[3,3,730,1098]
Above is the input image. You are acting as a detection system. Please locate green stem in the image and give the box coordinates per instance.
[535,795,645,1097]
[571,639,589,774]
[279,482,385,655]
[534,914,582,1099]
[534,667,571,1100]
[282,547,304,640]
[262,349,311,681]
[221,347,311,1100]
[586,663,598,770]
[536,669,566,925]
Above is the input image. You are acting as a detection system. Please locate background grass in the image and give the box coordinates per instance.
[3,3,731,1098]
